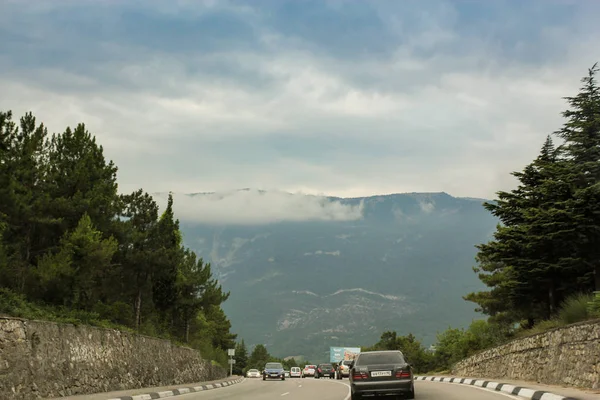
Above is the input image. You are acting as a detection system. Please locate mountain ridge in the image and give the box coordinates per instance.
[156,190,497,361]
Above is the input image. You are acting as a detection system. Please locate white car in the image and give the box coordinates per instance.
[302,365,317,378]
[290,367,302,378]
[246,369,261,378]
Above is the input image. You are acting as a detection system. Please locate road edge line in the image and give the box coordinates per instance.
[105,377,245,400]
[414,375,580,400]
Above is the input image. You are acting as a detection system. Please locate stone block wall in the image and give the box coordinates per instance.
[452,319,600,389]
[0,316,226,399]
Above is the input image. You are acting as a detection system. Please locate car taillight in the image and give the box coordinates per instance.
[352,371,368,380]
[318,368,322,372]
[395,370,411,378]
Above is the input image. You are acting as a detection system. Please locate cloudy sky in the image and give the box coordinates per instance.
[1,0,599,203]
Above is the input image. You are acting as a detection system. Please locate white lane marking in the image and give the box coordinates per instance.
[325,379,352,400]
[281,392,290,396]
[425,380,521,399]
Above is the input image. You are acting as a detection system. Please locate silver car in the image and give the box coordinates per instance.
[246,369,261,378]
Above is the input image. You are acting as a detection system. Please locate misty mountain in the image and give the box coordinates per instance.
[161,190,498,362]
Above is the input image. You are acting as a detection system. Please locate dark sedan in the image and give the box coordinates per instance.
[348,350,414,399]
[314,363,335,379]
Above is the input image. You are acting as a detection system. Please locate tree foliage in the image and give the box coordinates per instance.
[466,63,600,328]
[0,110,236,366]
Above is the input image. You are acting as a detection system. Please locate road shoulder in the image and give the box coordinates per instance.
[416,375,600,400]
[46,376,245,400]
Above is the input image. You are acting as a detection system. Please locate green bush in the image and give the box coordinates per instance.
[557,292,594,325]
[588,291,600,317]
[515,292,595,338]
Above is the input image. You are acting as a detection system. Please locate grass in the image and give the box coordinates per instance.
[515,292,597,338]
[0,288,133,331]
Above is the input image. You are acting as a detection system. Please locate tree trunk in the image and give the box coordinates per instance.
[595,264,600,292]
[548,280,556,317]
[185,319,190,343]
[135,288,142,331]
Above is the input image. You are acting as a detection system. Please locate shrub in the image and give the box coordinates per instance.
[557,292,594,325]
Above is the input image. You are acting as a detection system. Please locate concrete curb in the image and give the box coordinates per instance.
[106,377,244,400]
[415,376,579,400]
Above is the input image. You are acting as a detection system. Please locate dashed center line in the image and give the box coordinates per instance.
[281,392,290,396]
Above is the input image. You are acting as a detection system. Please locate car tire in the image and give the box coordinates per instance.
[406,389,415,399]
[262,377,266,381]
[351,392,362,400]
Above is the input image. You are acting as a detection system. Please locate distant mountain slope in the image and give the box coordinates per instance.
[159,191,498,362]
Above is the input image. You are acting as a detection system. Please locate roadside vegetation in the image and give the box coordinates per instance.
[0,111,236,368]
[364,63,600,373]
[231,341,305,375]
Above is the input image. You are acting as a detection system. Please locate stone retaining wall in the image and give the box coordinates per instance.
[452,319,600,389]
[0,316,226,399]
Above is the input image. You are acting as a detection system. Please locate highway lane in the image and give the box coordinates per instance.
[172,377,522,400]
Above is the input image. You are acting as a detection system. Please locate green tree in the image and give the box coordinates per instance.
[36,214,118,308]
[45,123,119,242]
[0,112,52,293]
[554,63,600,291]
[233,340,249,375]
[0,109,238,371]
[363,331,430,373]
[175,249,211,343]
[248,344,270,369]
[152,193,181,326]
[466,135,581,325]
[117,190,160,330]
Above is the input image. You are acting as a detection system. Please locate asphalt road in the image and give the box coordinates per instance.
[170,377,521,399]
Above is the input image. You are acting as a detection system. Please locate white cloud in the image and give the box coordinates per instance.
[1,1,599,201]
[153,189,364,225]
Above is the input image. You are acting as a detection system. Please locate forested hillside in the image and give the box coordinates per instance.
[0,111,236,366]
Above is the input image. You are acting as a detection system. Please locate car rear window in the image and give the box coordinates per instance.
[266,363,283,369]
[342,360,353,366]
[355,352,405,365]
[321,364,333,368]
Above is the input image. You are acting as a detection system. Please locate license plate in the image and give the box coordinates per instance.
[371,371,392,377]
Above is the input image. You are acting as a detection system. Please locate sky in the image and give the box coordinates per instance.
[1,0,599,223]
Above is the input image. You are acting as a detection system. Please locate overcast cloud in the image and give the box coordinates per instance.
[1,0,599,222]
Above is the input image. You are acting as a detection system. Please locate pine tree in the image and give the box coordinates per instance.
[152,193,181,325]
[465,136,569,324]
[118,190,160,330]
[45,123,119,240]
[0,112,53,293]
[36,214,118,308]
[554,63,600,291]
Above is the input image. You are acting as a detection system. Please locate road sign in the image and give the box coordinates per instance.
[227,348,235,356]
[228,359,236,364]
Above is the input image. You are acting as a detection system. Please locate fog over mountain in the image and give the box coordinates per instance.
[155,189,498,362]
